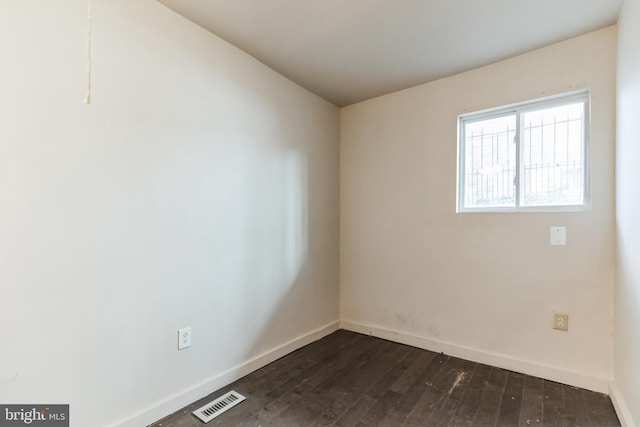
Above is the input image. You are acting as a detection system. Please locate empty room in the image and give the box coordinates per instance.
[1,1,638,426]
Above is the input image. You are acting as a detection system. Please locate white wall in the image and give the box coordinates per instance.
[0,1,340,426]
[614,0,640,424]
[341,27,616,392]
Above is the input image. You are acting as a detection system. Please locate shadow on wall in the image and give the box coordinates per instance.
[231,147,312,355]
[143,54,341,425]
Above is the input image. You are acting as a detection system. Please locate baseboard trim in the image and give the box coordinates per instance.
[341,319,610,394]
[609,382,635,427]
[110,320,341,427]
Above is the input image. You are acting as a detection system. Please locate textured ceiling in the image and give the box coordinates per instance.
[158,0,623,106]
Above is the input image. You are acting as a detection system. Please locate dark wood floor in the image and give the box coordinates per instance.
[150,330,620,427]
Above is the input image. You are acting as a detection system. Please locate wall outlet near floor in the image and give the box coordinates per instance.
[178,327,192,350]
[553,313,569,331]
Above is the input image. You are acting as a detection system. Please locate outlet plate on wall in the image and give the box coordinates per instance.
[553,313,569,331]
[550,226,567,245]
[178,327,192,350]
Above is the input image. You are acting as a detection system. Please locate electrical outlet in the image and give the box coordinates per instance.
[550,226,567,245]
[178,327,191,350]
[553,313,569,331]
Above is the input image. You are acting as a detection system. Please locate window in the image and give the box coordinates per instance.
[457,91,589,212]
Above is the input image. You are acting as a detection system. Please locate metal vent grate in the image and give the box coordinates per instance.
[192,390,246,423]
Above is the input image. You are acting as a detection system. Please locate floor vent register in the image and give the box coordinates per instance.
[192,390,246,423]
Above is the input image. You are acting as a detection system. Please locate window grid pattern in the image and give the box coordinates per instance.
[464,116,516,208]
[459,93,588,211]
[522,105,584,206]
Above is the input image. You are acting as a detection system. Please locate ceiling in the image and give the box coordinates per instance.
[158,0,623,107]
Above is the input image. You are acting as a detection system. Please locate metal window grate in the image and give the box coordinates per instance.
[458,91,588,211]
[192,390,246,423]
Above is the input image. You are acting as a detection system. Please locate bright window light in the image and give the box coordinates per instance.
[458,91,589,212]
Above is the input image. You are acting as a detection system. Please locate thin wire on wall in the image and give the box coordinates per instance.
[84,0,92,104]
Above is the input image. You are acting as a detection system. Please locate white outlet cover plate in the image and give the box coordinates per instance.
[553,313,569,331]
[550,226,566,246]
[178,327,191,350]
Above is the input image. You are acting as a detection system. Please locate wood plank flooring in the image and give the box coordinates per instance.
[149,330,620,427]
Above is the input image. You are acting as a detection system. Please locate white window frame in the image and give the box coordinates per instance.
[457,90,590,213]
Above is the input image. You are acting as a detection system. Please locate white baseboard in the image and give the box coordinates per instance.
[609,382,635,427]
[341,319,611,394]
[110,320,341,427]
